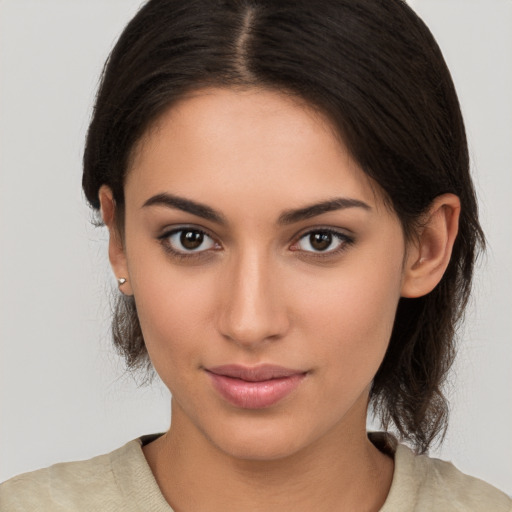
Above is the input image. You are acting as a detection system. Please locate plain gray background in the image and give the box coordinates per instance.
[1,0,511,494]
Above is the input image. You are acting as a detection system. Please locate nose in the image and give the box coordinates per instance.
[217,249,290,349]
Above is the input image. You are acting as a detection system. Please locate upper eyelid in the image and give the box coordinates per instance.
[159,224,216,240]
[293,226,353,241]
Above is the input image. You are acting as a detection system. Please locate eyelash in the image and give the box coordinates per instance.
[158,226,219,262]
[290,228,355,259]
[157,226,355,262]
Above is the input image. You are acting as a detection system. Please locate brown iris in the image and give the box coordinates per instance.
[310,232,333,251]
[180,230,204,250]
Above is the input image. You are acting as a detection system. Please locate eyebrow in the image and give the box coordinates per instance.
[142,193,371,225]
[277,197,371,225]
[142,193,227,225]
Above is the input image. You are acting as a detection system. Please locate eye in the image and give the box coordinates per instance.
[292,229,353,254]
[161,228,218,254]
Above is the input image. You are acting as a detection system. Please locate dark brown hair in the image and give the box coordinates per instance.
[82,0,484,453]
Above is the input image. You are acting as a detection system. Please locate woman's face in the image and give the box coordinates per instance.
[117,87,410,460]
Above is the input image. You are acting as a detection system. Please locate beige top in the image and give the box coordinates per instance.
[1,433,511,511]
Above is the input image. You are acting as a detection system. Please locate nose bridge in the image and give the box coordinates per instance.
[218,245,288,347]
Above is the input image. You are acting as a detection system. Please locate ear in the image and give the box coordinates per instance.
[98,185,133,295]
[401,193,460,298]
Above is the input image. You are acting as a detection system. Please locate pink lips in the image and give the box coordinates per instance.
[206,364,307,409]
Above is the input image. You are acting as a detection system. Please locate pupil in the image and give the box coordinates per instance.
[310,232,332,251]
[181,230,203,250]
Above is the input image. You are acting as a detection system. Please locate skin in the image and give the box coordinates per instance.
[100,87,460,512]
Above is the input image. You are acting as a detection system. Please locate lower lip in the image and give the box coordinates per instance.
[207,372,306,409]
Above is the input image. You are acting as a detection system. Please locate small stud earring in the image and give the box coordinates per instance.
[118,277,127,287]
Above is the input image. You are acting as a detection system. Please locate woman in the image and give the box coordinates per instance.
[1,0,511,510]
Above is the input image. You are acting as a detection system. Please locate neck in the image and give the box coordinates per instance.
[143,400,394,512]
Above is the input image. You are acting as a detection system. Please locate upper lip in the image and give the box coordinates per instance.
[206,364,305,382]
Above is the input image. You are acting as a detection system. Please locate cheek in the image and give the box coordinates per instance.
[298,251,404,382]
[128,256,219,380]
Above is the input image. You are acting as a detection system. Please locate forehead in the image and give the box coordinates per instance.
[126,87,385,212]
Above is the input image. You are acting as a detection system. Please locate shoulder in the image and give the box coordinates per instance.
[381,440,512,512]
[0,439,143,512]
[411,448,512,511]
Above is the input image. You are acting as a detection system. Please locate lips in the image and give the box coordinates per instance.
[205,364,307,409]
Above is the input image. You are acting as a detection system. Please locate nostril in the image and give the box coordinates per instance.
[218,306,290,347]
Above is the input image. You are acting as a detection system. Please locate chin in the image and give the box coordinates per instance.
[199,413,320,462]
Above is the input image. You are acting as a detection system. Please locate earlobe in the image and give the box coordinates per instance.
[401,193,460,298]
[98,185,133,295]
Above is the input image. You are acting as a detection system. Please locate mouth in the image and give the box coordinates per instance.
[205,364,307,409]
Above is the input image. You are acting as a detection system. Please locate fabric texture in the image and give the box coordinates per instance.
[1,433,511,511]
